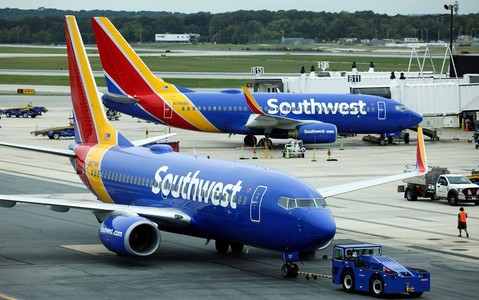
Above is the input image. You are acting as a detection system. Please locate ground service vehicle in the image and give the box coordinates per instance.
[106,108,121,121]
[32,125,74,139]
[1,105,48,118]
[399,167,479,206]
[332,244,430,298]
[282,140,306,158]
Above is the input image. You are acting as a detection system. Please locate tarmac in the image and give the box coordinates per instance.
[1,94,478,299]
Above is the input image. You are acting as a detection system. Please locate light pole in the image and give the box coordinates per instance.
[444,3,455,50]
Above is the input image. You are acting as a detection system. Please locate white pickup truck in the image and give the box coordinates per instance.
[398,167,479,206]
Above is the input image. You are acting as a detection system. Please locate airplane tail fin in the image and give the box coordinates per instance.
[91,16,171,97]
[317,127,428,198]
[416,127,428,173]
[64,15,132,147]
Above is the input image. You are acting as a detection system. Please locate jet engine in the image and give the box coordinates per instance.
[98,215,161,256]
[270,123,337,144]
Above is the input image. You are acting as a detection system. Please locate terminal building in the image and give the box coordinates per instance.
[254,49,479,132]
[154,33,199,43]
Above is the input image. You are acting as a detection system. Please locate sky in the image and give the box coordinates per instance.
[0,0,477,15]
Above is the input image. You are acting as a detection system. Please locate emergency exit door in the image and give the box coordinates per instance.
[250,186,267,223]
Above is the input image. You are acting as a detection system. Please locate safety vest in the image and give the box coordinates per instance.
[459,211,467,223]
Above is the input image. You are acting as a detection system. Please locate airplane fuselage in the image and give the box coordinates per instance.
[72,143,336,252]
[103,90,422,137]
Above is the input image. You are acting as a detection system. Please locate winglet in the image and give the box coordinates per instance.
[416,127,428,174]
[242,87,265,115]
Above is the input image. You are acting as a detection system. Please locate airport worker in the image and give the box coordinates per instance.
[457,207,469,238]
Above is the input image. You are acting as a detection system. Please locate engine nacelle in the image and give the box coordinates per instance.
[98,215,161,256]
[292,123,337,144]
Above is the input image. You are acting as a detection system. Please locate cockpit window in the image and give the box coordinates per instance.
[278,197,327,210]
[395,105,407,112]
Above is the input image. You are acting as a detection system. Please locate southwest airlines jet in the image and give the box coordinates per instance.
[92,17,422,148]
[0,16,427,278]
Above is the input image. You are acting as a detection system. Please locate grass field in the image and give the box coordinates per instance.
[1,43,476,88]
[0,74,247,89]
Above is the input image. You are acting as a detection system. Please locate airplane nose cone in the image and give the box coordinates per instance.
[302,208,336,249]
[410,111,423,127]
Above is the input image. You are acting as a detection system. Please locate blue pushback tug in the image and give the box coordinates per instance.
[332,244,430,298]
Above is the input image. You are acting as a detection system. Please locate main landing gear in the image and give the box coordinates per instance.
[243,134,257,147]
[243,134,273,149]
[215,239,245,254]
[281,250,301,278]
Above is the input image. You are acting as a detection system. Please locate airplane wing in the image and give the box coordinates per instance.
[242,86,322,130]
[102,91,139,104]
[131,133,177,147]
[0,141,76,157]
[0,133,179,156]
[317,127,428,198]
[245,113,319,130]
[0,194,191,226]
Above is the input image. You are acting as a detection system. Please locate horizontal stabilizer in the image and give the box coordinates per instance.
[0,141,76,158]
[103,92,139,105]
[131,133,177,147]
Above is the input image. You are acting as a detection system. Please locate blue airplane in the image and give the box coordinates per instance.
[0,16,427,278]
[92,16,423,148]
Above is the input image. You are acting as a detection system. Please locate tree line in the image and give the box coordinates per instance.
[0,8,478,45]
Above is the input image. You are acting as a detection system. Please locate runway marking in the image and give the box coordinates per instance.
[60,244,114,256]
[0,293,18,300]
[410,245,479,261]
[0,169,86,189]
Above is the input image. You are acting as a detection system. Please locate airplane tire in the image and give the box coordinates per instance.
[244,134,257,147]
[230,242,244,253]
[281,264,290,278]
[291,264,299,278]
[258,138,273,149]
[281,263,299,278]
[215,239,229,254]
[404,132,410,144]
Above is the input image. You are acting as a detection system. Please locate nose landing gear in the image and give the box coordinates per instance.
[281,262,299,278]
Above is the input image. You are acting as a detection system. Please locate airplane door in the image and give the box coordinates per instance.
[250,186,267,223]
[377,101,386,120]
[164,100,173,119]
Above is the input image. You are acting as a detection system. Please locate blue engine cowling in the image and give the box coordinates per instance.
[295,123,337,144]
[98,215,161,256]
